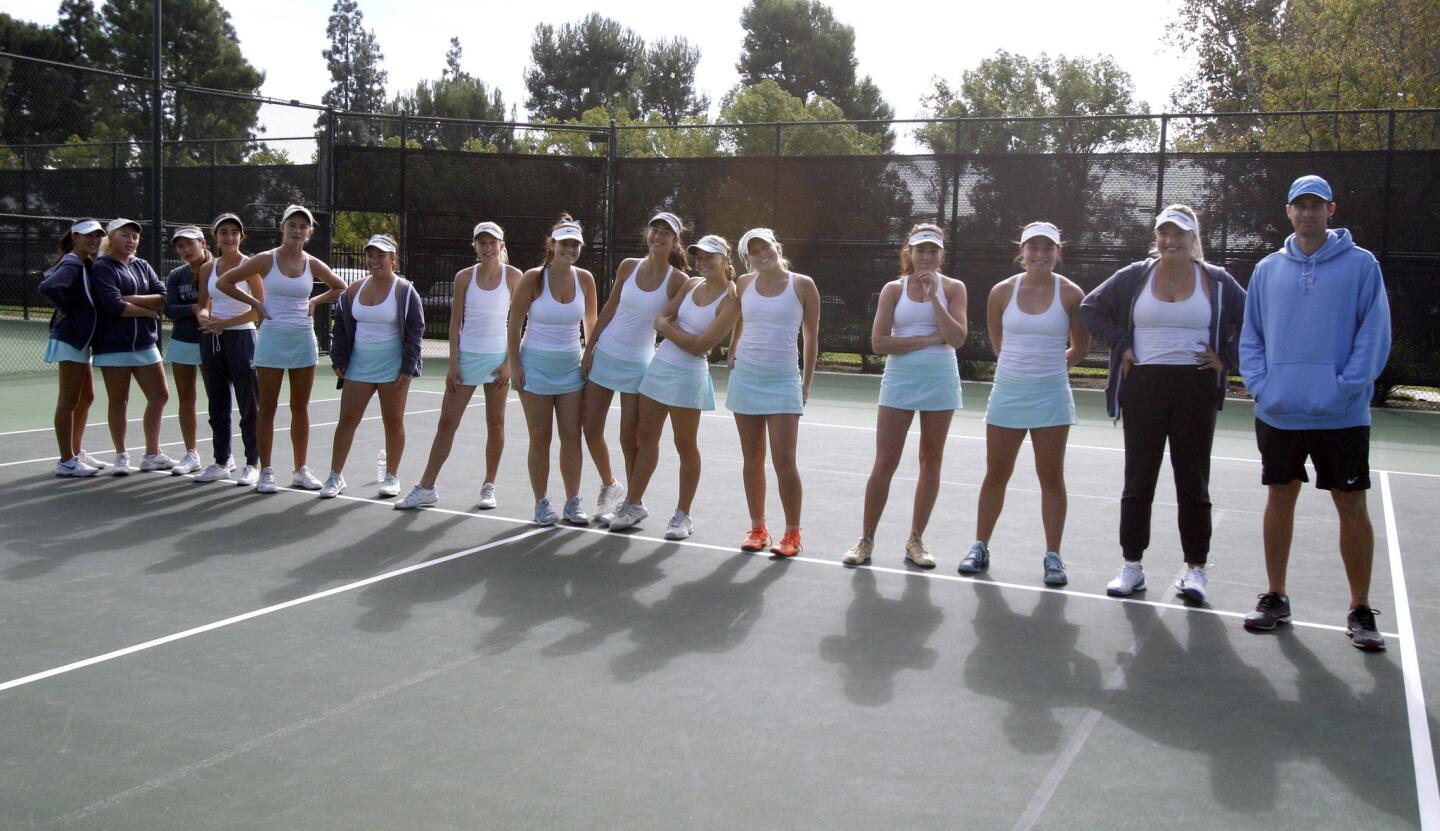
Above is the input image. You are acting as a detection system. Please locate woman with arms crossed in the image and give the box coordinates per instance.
[38,218,105,476]
[163,226,212,479]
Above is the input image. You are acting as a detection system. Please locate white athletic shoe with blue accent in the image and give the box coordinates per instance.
[394,484,436,509]
[562,496,590,525]
[607,500,648,531]
[291,466,323,490]
[477,482,497,510]
[195,460,234,483]
[1106,562,1147,597]
[111,452,134,476]
[318,472,347,499]
[55,457,99,477]
[1175,566,1208,603]
[533,497,559,526]
[170,451,201,476]
[139,452,175,472]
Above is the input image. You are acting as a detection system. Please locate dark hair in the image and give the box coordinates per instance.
[1013,222,1065,267]
[53,220,99,267]
[645,216,691,273]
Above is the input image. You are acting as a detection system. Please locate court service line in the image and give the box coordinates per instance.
[1380,472,1440,829]
[0,527,552,695]
[0,397,344,438]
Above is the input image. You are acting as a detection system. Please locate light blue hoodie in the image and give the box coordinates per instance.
[1240,228,1391,429]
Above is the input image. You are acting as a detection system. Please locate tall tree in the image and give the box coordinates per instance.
[0,14,86,151]
[389,43,509,152]
[736,0,894,148]
[319,0,387,144]
[442,36,463,81]
[641,37,708,124]
[524,14,645,122]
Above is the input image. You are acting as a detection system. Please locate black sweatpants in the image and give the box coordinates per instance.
[1119,365,1221,564]
[201,329,259,466]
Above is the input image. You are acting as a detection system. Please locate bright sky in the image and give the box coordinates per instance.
[13,0,1186,144]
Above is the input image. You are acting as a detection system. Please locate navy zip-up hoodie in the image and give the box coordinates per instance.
[328,277,425,378]
[89,254,165,356]
[1079,258,1247,420]
[38,252,97,351]
[165,263,203,344]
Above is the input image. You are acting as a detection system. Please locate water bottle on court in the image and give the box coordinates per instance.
[376,450,387,483]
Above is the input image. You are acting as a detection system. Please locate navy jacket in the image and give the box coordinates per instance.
[329,277,425,378]
[1078,258,1247,419]
[89,254,165,355]
[38,253,97,350]
[165,264,203,344]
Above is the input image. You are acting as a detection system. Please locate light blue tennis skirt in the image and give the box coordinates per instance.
[93,346,162,367]
[459,350,506,386]
[43,338,89,364]
[639,359,715,411]
[345,338,402,384]
[253,325,318,370]
[166,339,202,366]
[588,349,651,394]
[984,371,1076,429]
[520,346,584,396]
[879,351,962,412]
[725,361,803,415]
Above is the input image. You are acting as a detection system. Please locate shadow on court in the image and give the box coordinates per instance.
[819,568,945,706]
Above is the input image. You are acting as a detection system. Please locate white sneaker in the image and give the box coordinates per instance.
[378,474,401,498]
[170,451,201,476]
[533,497,558,526]
[1106,562,1147,597]
[291,466,323,490]
[195,461,233,483]
[562,495,590,525]
[395,484,437,509]
[236,465,259,487]
[664,510,693,540]
[1175,566,1208,603]
[55,457,99,477]
[595,482,625,526]
[140,451,175,471]
[111,452,133,476]
[256,467,278,493]
[318,472,346,499]
[608,500,648,531]
[76,449,107,469]
[477,482,497,510]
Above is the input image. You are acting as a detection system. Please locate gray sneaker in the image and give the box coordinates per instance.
[377,473,401,498]
[562,496,590,525]
[76,449,107,469]
[1346,606,1387,651]
[170,451,202,476]
[533,497,559,526]
[395,484,437,510]
[958,541,989,574]
[195,461,233,483]
[139,451,175,471]
[291,466,323,490]
[1043,551,1068,586]
[608,500,648,531]
[1243,592,1292,632]
[664,510,693,540]
[595,482,625,526]
[236,465,260,487]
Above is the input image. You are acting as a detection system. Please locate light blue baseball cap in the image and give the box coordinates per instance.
[1288,175,1333,204]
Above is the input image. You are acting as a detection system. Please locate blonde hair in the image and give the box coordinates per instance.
[741,233,790,272]
[542,212,579,269]
[1149,204,1206,262]
[900,223,946,275]
[695,235,739,299]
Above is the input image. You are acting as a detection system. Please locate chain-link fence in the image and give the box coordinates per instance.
[3,52,1438,403]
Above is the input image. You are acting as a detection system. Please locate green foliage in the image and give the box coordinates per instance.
[0,13,93,148]
[332,211,397,250]
[245,146,293,166]
[320,0,387,144]
[387,39,511,152]
[642,38,708,124]
[720,80,881,156]
[525,14,645,122]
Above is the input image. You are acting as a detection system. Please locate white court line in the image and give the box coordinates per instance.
[1380,471,1440,830]
[0,397,343,438]
[0,526,552,695]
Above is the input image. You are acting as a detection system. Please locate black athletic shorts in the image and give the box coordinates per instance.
[1255,419,1371,491]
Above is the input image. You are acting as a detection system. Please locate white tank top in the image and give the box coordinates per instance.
[352,277,401,343]
[655,282,725,370]
[1133,265,1209,366]
[522,268,583,352]
[596,264,671,362]
[890,276,952,357]
[996,278,1069,378]
[459,264,510,354]
[262,249,314,330]
[207,257,255,330]
[736,272,803,369]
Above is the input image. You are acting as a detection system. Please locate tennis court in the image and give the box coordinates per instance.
[1,369,1437,829]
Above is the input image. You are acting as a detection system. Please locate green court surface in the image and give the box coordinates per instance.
[1,367,1437,829]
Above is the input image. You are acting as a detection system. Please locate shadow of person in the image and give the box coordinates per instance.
[609,554,787,682]
[961,585,1102,753]
[539,539,678,658]
[818,568,945,707]
[145,491,349,575]
[472,530,606,655]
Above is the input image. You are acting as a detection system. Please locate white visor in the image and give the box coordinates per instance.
[170,227,205,243]
[364,234,397,253]
[105,217,141,234]
[907,229,945,249]
[1020,222,1062,245]
[551,222,584,243]
[688,235,729,256]
[1154,209,1196,232]
[472,221,504,240]
[649,212,682,236]
[738,228,777,255]
[71,219,103,235]
[282,204,316,225]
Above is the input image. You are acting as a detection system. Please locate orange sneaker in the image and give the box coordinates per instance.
[770,529,803,557]
[740,526,771,552]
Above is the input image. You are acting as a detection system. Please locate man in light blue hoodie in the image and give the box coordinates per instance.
[1238,175,1391,650]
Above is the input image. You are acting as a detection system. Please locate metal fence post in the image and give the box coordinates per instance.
[1380,109,1395,272]
[771,123,782,229]
[1154,114,1169,215]
[399,109,408,269]
[111,143,119,217]
[208,141,217,223]
[324,108,336,265]
[151,0,164,266]
[604,117,617,293]
[20,146,29,321]
[950,119,962,244]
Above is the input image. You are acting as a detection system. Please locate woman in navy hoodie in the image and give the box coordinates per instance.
[38,218,105,477]
[1079,205,1245,604]
[89,218,173,475]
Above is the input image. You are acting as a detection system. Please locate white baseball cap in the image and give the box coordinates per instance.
[1154,208,1196,232]
[907,228,945,248]
[738,228,777,254]
[70,218,103,235]
[472,221,504,240]
[281,204,316,225]
[170,227,205,243]
[1020,222,1062,244]
[688,235,729,256]
[551,221,584,243]
[105,217,141,234]
[364,234,397,253]
[649,211,682,236]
